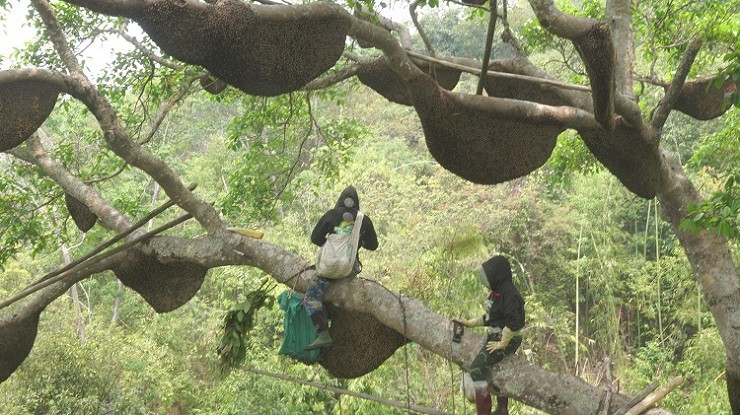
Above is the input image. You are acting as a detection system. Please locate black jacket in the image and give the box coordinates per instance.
[311,186,379,252]
[480,256,525,332]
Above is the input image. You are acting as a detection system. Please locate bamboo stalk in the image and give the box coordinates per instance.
[244,367,452,415]
[0,213,193,310]
[405,50,592,92]
[612,381,660,415]
[622,377,683,415]
[27,183,196,289]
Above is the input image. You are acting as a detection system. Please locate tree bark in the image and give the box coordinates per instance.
[657,152,740,413]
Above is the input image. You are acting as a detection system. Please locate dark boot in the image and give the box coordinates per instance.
[474,387,493,415]
[493,396,509,415]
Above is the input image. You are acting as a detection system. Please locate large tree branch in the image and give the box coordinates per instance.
[650,37,703,130]
[526,0,598,39]
[8,135,132,233]
[31,0,225,234]
[606,0,634,97]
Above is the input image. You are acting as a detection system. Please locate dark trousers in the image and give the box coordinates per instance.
[470,333,522,382]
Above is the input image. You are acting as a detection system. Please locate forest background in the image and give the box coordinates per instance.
[0,0,738,414]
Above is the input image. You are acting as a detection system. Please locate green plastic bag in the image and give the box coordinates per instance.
[277,290,320,363]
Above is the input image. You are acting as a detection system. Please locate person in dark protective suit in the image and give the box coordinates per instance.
[303,186,378,351]
[454,255,525,415]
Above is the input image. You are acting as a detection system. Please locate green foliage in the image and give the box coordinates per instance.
[217,279,276,368]
[681,173,740,240]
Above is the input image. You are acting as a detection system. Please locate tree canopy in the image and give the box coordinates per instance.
[0,0,737,413]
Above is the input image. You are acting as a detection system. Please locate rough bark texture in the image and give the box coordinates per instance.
[130,0,349,96]
[111,248,209,313]
[0,310,41,383]
[0,77,59,152]
[671,77,737,121]
[319,303,407,378]
[572,23,615,130]
[484,60,569,106]
[65,192,99,232]
[577,119,664,199]
[357,56,462,106]
[656,153,740,414]
[409,74,564,184]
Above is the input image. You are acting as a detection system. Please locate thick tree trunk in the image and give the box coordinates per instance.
[657,152,740,413]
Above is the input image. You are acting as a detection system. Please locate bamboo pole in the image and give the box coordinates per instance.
[244,367,453,415]
[622,376,683,415]
[612,381,660,415]
[405,50,592,92]
[27,183,196,289]
[0,213,193,310]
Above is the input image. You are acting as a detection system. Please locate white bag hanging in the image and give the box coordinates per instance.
[315,211,364,279]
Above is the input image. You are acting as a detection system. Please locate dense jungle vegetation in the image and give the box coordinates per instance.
[1,0,737,414]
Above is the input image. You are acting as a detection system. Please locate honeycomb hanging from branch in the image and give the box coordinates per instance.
[112,249,209,313]
[0,310,41,383]
[409,74,564,184]
[671,77,737,120]
[65,193,98,233]
[484,61,569,106]
[577,119,665,199]
[319,303,407,378]
[572,23,615,130]
[0,79,59,152]
[130,0,350,96]
[357,57,461,106]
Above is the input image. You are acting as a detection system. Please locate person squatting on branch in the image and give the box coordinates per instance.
[303,186,378,351]
[454,255,526,415]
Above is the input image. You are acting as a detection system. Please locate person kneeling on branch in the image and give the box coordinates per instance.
[303,186,378,351]
[454,255,525,415]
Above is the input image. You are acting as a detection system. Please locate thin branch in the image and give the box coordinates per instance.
[85,162,128,185]
[302,64,360,91]
[113,27,184,70]
[651,37,703,129]
[140,75,199,145]
[477,0,498,95]
[410,1,436,57]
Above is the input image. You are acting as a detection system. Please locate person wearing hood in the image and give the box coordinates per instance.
[454,255,525,415]
[303,186,378,351]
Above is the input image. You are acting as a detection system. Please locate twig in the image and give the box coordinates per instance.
[477,0,498,95]
[410,1,436,58]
